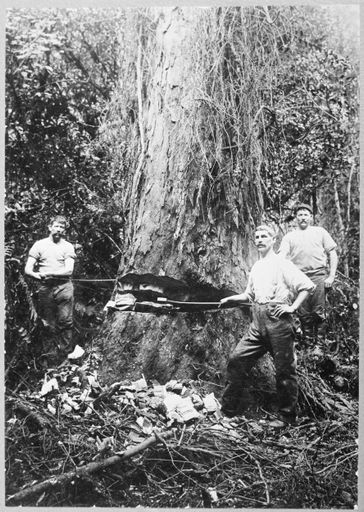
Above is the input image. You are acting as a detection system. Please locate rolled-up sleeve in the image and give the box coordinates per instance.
[64,242,76,260]
[65,249,76,260]
[28,241,40,260]
[283,260,315,295]
[322,229,337,253]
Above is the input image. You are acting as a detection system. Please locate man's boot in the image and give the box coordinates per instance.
[220,382,242,418]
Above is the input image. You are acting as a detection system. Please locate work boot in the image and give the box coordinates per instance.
[220,381,243,418]
[266,418,287,429]
[221,405,238,418]
[266,413,296,429]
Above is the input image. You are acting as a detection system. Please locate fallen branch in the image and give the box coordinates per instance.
[255,459,270,506]
[261,439,317,453]
[175,445,224,458]
[7,430,175,505]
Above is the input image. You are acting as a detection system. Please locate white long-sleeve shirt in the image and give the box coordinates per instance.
[245,253,315,304]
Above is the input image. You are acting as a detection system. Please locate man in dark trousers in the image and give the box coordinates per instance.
[279,203,338,342]
[25,215,79,365]
[220,224,315,427]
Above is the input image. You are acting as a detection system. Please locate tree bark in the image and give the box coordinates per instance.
[98,8,266,389]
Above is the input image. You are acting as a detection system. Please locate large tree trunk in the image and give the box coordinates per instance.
[98,8,269,391]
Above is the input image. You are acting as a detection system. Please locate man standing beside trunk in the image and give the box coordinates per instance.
[220,224,315,427]
[25,215,78,365]
[279,204,338,342]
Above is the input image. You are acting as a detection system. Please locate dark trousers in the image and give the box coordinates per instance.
[222,303,298,419]
[298,269,327,340]
[37,280,74,358]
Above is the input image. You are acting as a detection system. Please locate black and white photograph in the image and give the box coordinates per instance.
[4,3,360,508]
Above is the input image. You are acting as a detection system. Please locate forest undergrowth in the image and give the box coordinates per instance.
[5,275,359,508]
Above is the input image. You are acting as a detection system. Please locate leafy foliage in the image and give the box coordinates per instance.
[5,9,125,368]
[5,7,359,369]
[187,7,359,278]
[325,272,359,356]
[257,7,359,278]
[6,9,124,276]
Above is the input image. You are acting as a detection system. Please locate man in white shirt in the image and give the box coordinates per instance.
[279,203,338,342]
[219,224,315,427]
[25,216,76,365]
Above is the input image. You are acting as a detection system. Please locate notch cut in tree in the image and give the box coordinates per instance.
[105,272,252,312]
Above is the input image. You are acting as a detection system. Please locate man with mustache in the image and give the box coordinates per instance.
[279,204,338,343]
[219,224,315,427]
[25,215,77,366]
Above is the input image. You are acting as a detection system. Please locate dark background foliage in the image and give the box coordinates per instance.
[5,5,359,377]
[6,9,124,277]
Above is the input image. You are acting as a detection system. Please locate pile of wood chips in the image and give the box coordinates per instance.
[5,350,358,508]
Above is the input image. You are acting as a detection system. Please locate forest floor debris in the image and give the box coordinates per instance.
[5,349,358,508]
